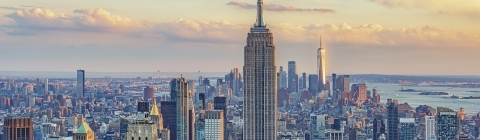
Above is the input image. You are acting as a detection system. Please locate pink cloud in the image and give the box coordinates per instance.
[366,0,480,18]
[3,8,480,48]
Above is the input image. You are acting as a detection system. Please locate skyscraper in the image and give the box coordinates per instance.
[308,74,319,95]
[205,110,225,140]
[44,79,49,92]
[170,78,178,101]
[288,61,298,93]
[278,66,287,89]
[3,117,34,140]
[143,86,154,101]
[373,115,386,140]
[76,70,85,97]
[175,77,195,140]
[310,114,326,139]
[161,101,177,140]
[387,101,399,140]
[399,118,415,140]
[352,84,367,103]
[317,36,326,91]
[301,72,307,89]
[150,99,164,134]
[437,107,459,140]
[425,116,436,140]
[243,0,278,139]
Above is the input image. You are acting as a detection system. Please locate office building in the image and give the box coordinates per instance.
[437,107,459,140]
[3,117,34,140]
[226,68,241,96]
[278,66,287,89]
[352,84,367,103]
[143,86,154,101]
[205,110,225,140]
[161,101,177,140]
[214,96,227,138]
[288,61,298,93]
[308,74,319,95]
[126,113,158,140]
[45,79,49,92]
[175,77,195,140]
[399,118,415,140]
[301,72,307,89]
[335,75,350,93]
[425,116,436,140]
[170,78,178,101]
[243,0,278,139]
[317,37,326,91]
[387,101,399,140]
[331,73,336,98]
[73,117,94,140]
[373,115,386,140]
[76,70,85,97]
[310,114,326,139]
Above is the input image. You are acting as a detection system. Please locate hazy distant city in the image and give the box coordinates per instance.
[1,0,480,140]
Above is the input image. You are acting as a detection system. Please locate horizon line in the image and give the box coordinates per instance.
[0,71,479,77]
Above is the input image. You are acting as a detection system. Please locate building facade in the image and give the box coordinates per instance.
[399,118,415,140]
[425,115,436,140]
[387,101,399,140]
[243,0,278,139]
[205,110,225,140]
[175,77,195,140]
[76,70,85,97]
[3,117,34,140]
[436,107,459,140]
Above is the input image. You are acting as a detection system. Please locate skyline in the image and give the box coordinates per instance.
[1,0,480,75]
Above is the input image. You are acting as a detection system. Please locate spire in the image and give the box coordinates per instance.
[150,98,160,116]
[256,0,265,27]
[319,35,323,49]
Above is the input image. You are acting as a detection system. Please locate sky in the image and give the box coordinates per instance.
[0,0,479,75]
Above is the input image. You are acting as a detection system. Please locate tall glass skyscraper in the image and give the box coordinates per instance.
[317,37,326,91]
[243,0,278,139]
[76,70,85,97]
[175,77,195,140]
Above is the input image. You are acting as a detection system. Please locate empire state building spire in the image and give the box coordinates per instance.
[256,0,265,27]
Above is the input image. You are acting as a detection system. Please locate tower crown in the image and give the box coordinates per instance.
[150,98,161,116]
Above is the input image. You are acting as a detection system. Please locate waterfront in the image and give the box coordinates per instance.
[368,83,480,114]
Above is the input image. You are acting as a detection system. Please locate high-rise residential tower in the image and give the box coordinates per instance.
[288,61,298,93]
[317,37,326,92]
[243,0,278,139]
[77,70,85,97]
[425,116,436,140]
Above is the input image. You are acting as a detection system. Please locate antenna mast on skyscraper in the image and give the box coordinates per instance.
[319,35,323,49]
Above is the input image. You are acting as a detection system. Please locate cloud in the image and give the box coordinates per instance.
[2,8,479,48]
[226,1,335,13]
[0,6,20,10]
[4,8,147,32]
[365,0,480,18]
[21,5,52,9]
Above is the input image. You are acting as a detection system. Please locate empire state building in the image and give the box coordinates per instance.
[243,0,278,139]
